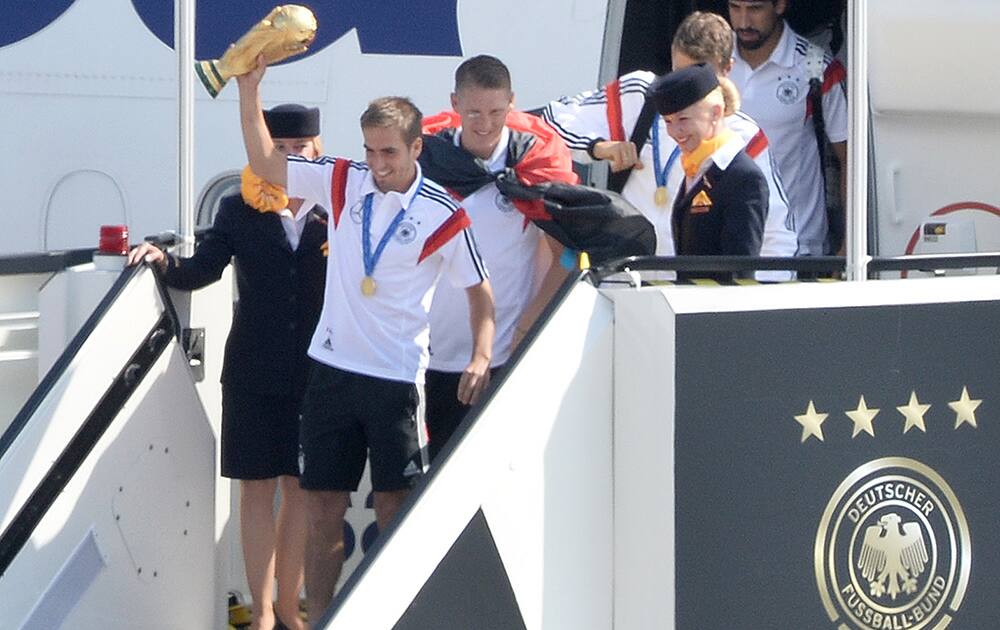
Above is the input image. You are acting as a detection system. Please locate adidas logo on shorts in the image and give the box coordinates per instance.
[402,460,421,477]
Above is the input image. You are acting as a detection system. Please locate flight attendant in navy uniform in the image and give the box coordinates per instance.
[648,64,768,280]
[128,104,325,630]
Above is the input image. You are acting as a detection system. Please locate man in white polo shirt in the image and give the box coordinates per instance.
[419,55,578,462]
[236,57,495,620]
[727,0,848,257]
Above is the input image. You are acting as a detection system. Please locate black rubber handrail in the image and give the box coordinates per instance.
[0,249,94,276]
[868,253,1000,272]
[589,253,1000,283]
[590,255,845,281]
[0,265,180,461]
[0,310,175,577]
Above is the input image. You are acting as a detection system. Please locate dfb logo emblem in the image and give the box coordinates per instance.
[494,191,516,214]
[776,75,801,105]
[394,221,418,244]
[815,458,971,630]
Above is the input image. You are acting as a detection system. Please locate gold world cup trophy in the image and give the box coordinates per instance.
[195,5,318,98]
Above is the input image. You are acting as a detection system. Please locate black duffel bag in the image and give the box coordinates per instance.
[496,176,656,265]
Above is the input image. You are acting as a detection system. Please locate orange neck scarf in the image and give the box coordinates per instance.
[680,129,735,179]
[240,165,288,213]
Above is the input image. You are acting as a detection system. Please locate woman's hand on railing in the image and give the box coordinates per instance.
[127,242,168,272]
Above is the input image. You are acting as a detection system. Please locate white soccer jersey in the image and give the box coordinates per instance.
[428,128,542,371]
[730,23,848,256]
[543,70,797,272]
[287,157,488,384]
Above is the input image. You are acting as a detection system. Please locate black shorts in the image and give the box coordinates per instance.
[299,364,428,492]
[424,366,502,463]
[221,385,302,480]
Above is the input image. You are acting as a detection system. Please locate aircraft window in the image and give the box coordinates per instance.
[195,171,241,228]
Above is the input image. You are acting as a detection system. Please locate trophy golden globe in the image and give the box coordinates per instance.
[195,5,318,98]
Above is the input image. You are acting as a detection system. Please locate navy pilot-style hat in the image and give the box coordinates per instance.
[263,104,321,138]
[648,63,720,116]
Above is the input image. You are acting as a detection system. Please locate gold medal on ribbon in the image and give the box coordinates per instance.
[654,186,670,207]
[361,276,376,297]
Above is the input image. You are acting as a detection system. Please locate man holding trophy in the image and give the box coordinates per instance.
[234,38,495,630]
[200,4,495,625]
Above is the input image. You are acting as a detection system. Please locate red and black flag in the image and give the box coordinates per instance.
[420,110,655,264]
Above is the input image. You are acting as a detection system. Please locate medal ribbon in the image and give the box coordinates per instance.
[651,120,681,192]
[362,181,422,280]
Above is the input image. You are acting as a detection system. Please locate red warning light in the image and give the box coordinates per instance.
[98,225,129,255]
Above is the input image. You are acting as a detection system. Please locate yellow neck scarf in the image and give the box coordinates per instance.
[240,165,288,213]
[680,129,735,179]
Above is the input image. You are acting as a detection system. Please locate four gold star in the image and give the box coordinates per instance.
[792,387,987,442]
[794,400,828,443]
[897,391,931,434]
[948,386,982,429]
[846,396,880,438]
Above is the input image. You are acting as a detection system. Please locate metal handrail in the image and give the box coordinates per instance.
[0,249,94,276]
[588,254,1000,284]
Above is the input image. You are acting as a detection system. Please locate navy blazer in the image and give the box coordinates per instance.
[163,194,327,399]
[672,149,768,279]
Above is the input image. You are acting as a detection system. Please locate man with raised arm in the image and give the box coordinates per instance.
[236,57,495,623]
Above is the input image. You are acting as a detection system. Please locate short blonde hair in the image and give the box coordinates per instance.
[360,96,423,145]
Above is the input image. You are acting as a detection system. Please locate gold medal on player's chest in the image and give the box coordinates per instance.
[654,186,670,207]
[361,275,376,297]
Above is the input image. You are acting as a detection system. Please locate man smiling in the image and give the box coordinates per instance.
[419,55,578,462]
[236,55,495,621]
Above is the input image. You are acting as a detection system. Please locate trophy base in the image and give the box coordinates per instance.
[195,60,227,98]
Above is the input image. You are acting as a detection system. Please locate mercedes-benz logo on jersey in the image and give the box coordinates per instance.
[776,75,801,105]
[394,220,417,244]
[349,200,364,224]
[494,191,516,214]
[815,458,971,630]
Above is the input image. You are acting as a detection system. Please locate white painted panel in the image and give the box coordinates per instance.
[869,1,1000,256]
[0,269,161,533]
[324,282,615,630]
[658,275,1000,316]
[2,346,216,629]
[0,273,49,432]
[36,264,125,377]
[869,0,1000,116]
[610,288,678,630]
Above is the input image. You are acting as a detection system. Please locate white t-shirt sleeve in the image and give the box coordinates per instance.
[543,88,611,160]
[286,155,337,209]
[822,61,849,144]
[440,224,489,289]
[542,70,656,162]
